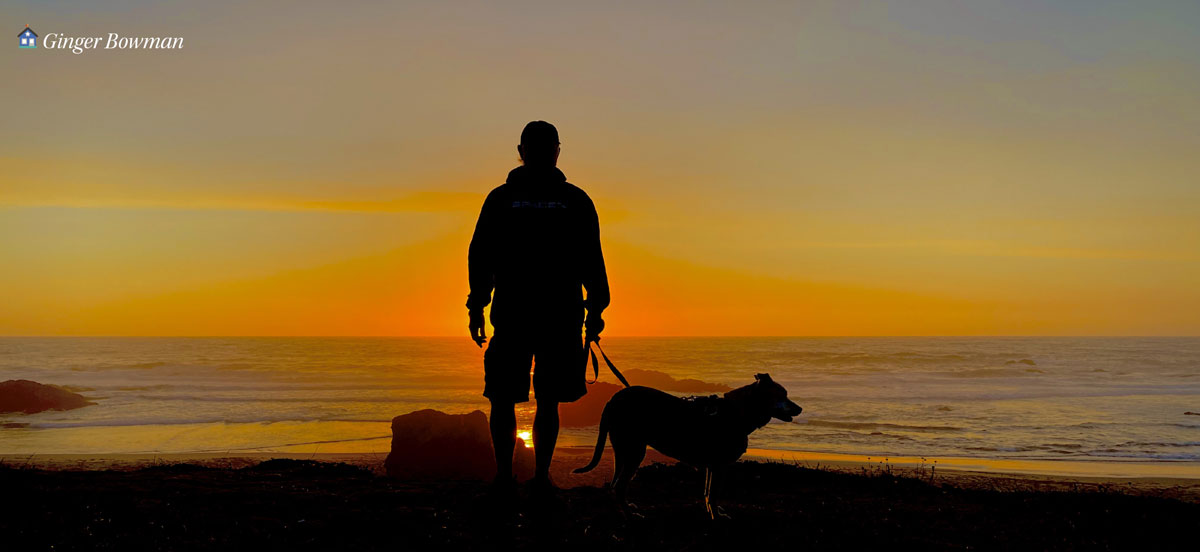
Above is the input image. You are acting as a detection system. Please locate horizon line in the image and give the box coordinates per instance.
[1,335,1197,339]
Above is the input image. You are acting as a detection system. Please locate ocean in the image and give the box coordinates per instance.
[2,337,1198,467]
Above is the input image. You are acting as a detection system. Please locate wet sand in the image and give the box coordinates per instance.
[744,448,1200,479]
[741,449,1200,504]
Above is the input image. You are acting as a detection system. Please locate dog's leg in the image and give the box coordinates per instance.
[609,443,625,490]
[704,467,730,520]
[612,442,646,509]
[704,468,713,519]
[625,443,646,482]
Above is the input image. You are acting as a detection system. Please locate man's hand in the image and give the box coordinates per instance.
[469,309,487,347]
[585,313,604,344]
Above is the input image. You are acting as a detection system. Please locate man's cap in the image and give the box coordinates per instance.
[520,121,559,146]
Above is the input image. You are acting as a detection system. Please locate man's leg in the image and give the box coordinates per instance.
[532,399,559,481]
[489,399,516,480]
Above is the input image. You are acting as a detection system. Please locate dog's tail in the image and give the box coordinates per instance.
[573,404,610,474]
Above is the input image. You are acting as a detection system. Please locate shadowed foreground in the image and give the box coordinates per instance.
[1,459,1196,550]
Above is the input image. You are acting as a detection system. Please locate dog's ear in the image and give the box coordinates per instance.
[755,373,772,383]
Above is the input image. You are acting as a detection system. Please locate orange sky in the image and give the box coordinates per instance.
[2,1,1198,336]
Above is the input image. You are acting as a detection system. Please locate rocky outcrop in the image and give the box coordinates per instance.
[384,409,534,480]
[560,382,623,428]
[559,370,731,428]
[560,371,732,428]
[622,369,732,393]
[0,380,95,414]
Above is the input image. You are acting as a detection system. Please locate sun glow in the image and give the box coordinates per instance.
[516,429,533,447]
[3,2,1199,337]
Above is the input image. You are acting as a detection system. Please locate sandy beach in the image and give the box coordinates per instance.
[13,446,1200,497]
[3,450,1198,550]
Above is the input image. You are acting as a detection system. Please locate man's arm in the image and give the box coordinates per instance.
[467,191,498,346]
[582,195,609,341]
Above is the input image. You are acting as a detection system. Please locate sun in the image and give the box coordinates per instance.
[516,428,533,447]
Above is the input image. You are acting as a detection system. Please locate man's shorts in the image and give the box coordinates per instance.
[483,331,587,403]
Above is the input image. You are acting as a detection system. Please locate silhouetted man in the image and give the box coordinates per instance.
[467,120,609,495]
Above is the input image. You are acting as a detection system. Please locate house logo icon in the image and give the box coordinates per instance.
[18,24,37,49]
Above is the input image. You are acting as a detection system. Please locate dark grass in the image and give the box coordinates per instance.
[1,459,1196,550]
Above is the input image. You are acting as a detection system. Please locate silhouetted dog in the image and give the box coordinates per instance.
[575,373,802,516]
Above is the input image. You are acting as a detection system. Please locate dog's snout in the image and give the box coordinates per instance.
[770,399,803,422]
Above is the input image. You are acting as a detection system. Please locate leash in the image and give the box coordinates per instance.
[585,338,629,387]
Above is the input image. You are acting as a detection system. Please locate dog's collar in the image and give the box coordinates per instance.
[684,395,723,416]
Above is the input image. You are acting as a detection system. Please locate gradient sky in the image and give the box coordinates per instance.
[2,0,1198,336]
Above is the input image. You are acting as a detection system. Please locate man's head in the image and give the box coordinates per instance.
[518,120,560,167]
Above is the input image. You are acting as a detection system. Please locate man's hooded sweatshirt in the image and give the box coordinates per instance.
[467,165,609,332]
